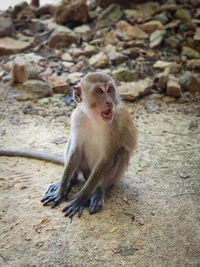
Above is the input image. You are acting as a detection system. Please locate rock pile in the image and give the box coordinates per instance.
[0,0,199,103]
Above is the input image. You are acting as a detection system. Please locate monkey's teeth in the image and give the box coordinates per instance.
[102,109,112,120]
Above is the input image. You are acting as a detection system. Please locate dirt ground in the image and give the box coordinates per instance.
[0,83,200,267]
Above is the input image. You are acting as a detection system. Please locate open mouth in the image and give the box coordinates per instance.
[101,109,112,121]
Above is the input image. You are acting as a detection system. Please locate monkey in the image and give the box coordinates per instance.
[0,72,137,219]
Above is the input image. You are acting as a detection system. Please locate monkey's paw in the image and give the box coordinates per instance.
[62,198,84,219]
[41,181,67,208]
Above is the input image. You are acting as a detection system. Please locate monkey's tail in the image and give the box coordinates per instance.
[0,148,64,165]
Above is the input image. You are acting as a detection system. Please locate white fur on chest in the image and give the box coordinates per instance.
[72,108,108,168]
[82,118,108,168]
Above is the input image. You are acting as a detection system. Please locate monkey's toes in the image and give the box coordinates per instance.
[89,198,104,214]
[89,188,104,214]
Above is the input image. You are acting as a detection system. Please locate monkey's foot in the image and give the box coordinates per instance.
[89,187,104,214]
[62,198,84,219]
[41,181,67,208]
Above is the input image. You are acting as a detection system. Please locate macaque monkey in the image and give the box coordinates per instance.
[0,72,137,218]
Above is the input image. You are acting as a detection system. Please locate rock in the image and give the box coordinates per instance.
[107,51,126,66]
[62,62,74,68]
[158,4,178,13]
[67,72,83,84]
[38,94,66,108]
[104,45,126,65]
[124,9,139,24]
[48,76,70,94]
[181,46,200,59]
[0,17,15,37]
[55,0,89,25]
[174,9,191,22]
[116,21,148,40]
[154,12,169,25]
[164,35,180,49]
[11,1,30,18]
[89,52,109,68]
[162,96,176,104]
[118,78,153,101]
[186,59,200,70]
[12,63,28,84]
[194,28,200,41]
[180,71,200,93]
[96,0,131,8]
[74,25,92,42]
[156,67,170,91]
[0,37,34,55]
[125,2,159,23]
[166,76,181,97]
[165,20,180,30]
[123,47,140,59]
[127,39,147,48]
[48,26,78,48]
[70,61,84,73]
[139,20,163,33]
[153,60,180,73]
[97,4,123,28]
[150,30,166,48]
[68,47,82,58]
[11,53,43,84]
[82,43,98,57]
[100,30,119,46]
[136,2,160,22]
[61,52,73,62]
[16,8,36,21]
[35,4,55,16]
[16,80,52,100]
[112,67,139,82]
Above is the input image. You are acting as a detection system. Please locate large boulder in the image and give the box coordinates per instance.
[55,0,89,25]
[11,53,43,84]
[16,80,52,100]
[0,17,15,37]
[118,78,153,101]
[48,26,78,48]
[0,37,34,55]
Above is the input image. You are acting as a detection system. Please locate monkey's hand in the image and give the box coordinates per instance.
[62,196,84,219]
[41,181,68,208]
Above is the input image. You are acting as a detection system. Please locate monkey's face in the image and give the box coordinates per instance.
[88,83,117,123]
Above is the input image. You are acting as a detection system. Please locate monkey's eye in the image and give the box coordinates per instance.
[107,86,114,93]
[96,87,104,94]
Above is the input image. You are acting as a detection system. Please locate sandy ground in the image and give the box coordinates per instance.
[0,83,200,267]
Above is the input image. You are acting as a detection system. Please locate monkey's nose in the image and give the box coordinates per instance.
[106,101,113,107]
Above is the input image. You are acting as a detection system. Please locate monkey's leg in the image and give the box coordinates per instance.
[89,147,129,214]
[41,151,79,208]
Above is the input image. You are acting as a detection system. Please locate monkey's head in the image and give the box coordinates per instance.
[73,72,121,123]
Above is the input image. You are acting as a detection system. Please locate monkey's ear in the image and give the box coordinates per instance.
[73,85,82,103]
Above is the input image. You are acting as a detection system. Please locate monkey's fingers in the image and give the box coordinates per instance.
[63,200,83,218]
[51,197,63,208]
[41,195,50,202]
[89,198,104,214]
[42,197,54,206]
[44,181,59,195]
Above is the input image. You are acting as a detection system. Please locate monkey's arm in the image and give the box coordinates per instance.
[63,147,130,218]
[41,150,79,207]
[0,148,64,165]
